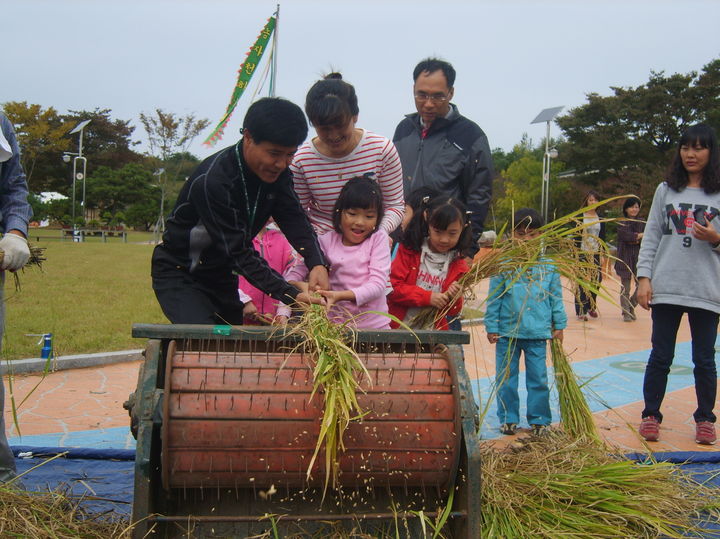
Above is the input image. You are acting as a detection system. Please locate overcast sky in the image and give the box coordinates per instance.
[3,0,719,160]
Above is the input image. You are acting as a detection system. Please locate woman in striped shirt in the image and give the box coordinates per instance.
[291,73,405,235]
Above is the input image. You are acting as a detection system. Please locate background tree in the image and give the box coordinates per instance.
[85,163,159,224]
[139,109,209,231]
[2,101,70,191]
[556,58,720,198]
[62,108,143,170]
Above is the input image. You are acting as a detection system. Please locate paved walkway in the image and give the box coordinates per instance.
[3,278,718,454]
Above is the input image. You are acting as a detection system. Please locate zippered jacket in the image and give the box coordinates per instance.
[153,140,327,305]
[237,228,296,315]
[485,261,567,339]
[393,105,493,256]
[388,244,469,330]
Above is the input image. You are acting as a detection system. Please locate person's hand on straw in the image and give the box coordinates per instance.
[552,329,564,343]
[429,292,449,309]
[486,332,499,344]
[446,281,462,298]
[0,230,30,271]
[308,265,330,292]
[295,292,327,308]
[318,289,354,311]
[273,315,288,326]
[637,277,652,310]
[243,301,258,318]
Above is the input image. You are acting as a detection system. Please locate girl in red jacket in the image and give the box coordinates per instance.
[388,195,471,329]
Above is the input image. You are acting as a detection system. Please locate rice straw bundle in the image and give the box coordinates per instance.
[0,482,130,538]
[480,432,720,538]
[284,304,371,496]
[550,338,602,444]
[0,244,46,269]
[409,198,623,329]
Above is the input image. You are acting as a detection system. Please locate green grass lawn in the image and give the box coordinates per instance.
[3,236,167,360]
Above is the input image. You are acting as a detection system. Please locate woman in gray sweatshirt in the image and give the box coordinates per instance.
[636,124,720,446]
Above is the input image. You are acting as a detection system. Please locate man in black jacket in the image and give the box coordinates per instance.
[393,58,494,257]
[151,98,329,324]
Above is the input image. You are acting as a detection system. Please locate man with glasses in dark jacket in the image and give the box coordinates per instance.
[393,58,494,258]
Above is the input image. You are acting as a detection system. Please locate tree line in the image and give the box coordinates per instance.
[4,56,719,233]
[3,103,207,230]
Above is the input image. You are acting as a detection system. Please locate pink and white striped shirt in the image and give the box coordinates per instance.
[290,130,405,234]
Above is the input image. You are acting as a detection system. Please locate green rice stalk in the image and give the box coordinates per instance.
[480,432,720,538]
[409,196,626,329]
[284,304,371,497]
[551,338,603,444]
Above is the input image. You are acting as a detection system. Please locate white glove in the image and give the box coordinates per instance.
[0,233,30,271]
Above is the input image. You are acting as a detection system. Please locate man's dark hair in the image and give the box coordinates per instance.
[513,208,544,231]
[666,123,720,194]
[332,175,384,234]
[242,97,308,147]
[305,73,359,127]
[412,58,456,87]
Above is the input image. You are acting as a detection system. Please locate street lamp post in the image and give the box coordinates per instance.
[63,119,91,231]
[153,168,166,243]
[531,107,563,222]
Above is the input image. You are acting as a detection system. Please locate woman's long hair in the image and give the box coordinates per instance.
[666,123,720,194]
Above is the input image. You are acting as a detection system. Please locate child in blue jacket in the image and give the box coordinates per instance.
[485,209,567,436]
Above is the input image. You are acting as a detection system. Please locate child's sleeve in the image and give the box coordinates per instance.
[350,231,391,306]
[388,247,433,307]
[548,267,567,330]
[484,275,505,334]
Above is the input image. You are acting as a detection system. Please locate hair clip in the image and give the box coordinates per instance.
[422,196,430,204]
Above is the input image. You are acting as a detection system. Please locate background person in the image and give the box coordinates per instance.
[636,123,720,446]
[0,111,33,483]
[237,219,296,325]
[393,57,494,257]
[290,73,404,236]
[614,196,645,322]
[485,209,566,437]
[575,190,605,321]
[151,98,328,325]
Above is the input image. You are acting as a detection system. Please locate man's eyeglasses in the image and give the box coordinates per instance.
[414,93,449,103]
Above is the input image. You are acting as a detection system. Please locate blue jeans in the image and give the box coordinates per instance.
[495,337,551,426]
[642,303,718,423]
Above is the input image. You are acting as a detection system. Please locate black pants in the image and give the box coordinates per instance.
[642,303,718,423]
[151,248,244,325]
[575,253,602,316]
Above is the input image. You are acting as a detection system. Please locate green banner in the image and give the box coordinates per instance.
[203,15,276,146]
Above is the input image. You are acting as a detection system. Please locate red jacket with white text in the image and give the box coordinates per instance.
[388,244,469,330]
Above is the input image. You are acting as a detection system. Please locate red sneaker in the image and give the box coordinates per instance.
[588,310,598,318]
[695,422,717,445]
[639,416,660,442]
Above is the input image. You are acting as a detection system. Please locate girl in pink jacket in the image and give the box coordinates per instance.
[238,221,296,324]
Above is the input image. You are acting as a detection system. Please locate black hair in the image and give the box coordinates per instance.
[405,186,439,213]
[621,196,641,218]
[402,195,472,252]
[666,124,720,194]
[412,58,456,87]
[242,97,308,147]
[513,208,544,231]
[305,73,359,127]
[332,175,384,234]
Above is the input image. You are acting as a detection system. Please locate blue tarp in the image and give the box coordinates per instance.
[9,447,720,533]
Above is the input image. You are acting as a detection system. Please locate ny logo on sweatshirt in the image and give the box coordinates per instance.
[663,203,720,235]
